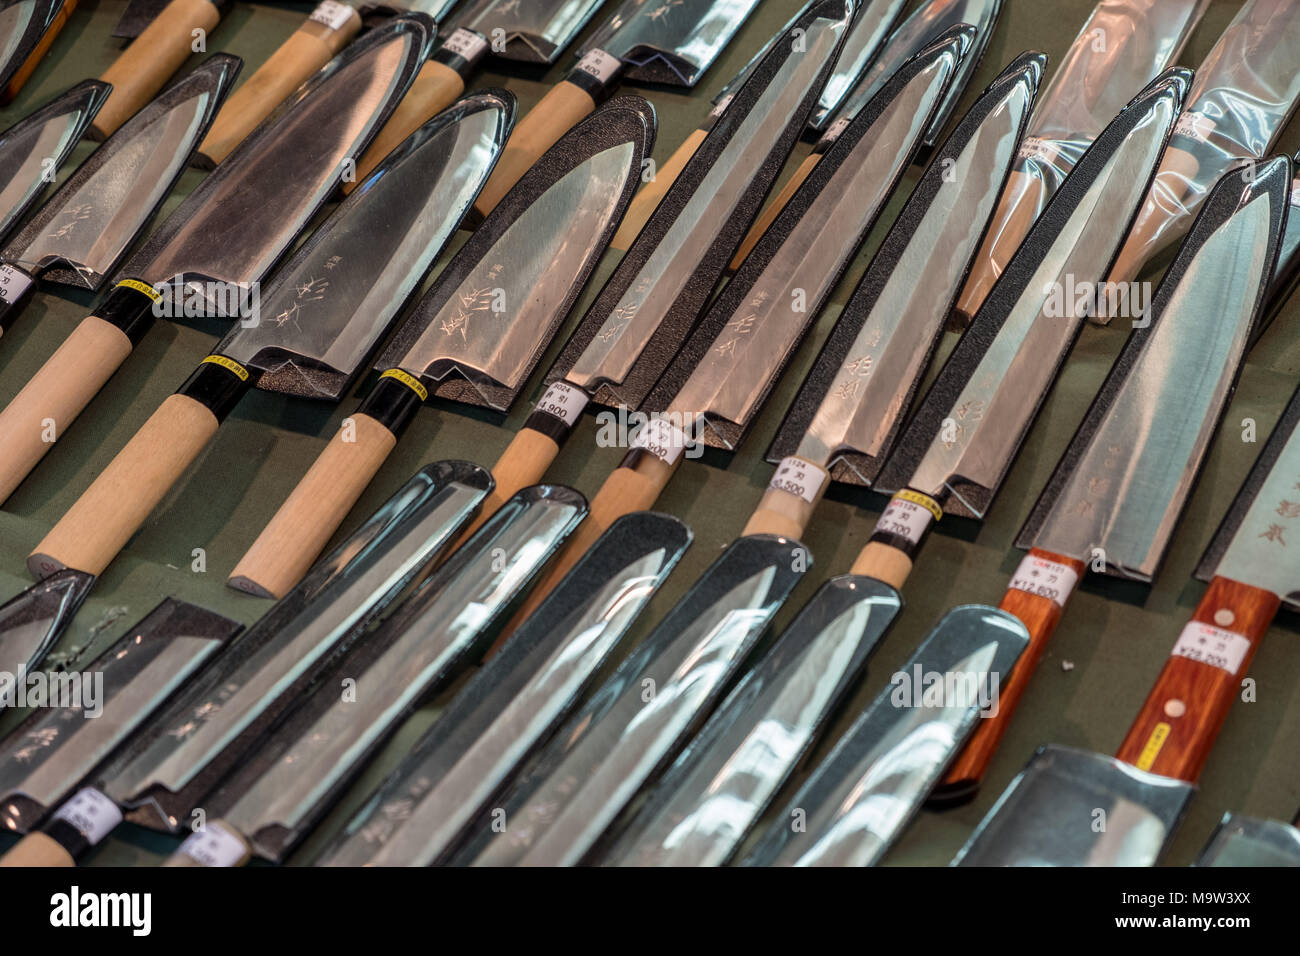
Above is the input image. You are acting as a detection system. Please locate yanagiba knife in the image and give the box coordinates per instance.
[1197,809,1300,866]
[162,484,586,866]
[317,512,689,867]
[28,90,514,580]
[0,16,431,506]
[0,57,239,337]
[0,460,494,865]
[227,96,656,599]
[957,289,1297,867]
[0,569,93,693]
[939,158,1290,812]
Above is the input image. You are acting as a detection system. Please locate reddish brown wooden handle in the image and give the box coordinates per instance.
[1,0,79,104]
[1115,576,1278,783]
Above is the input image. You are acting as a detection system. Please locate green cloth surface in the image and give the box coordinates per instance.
[0,0,1297,866]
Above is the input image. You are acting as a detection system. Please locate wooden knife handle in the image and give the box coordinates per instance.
[473,78,596,218]
[1115,576,1277,783]
[1105,144,1200,291]
[455,425,564,546]
[954,168,1046,325]
[92,0,222,139]
[197,12,361,166]
[29,393,220,578]
[345,59,466,193]
[227,412,397,598]
[610,127,708,253]
[729,152,820,272]
[0,832,75,867]
[1,0,79,104]
[740,460,828,540]
[0,315,133,504]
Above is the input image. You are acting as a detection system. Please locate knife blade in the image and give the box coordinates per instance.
[316,511,689,867]
[27,89,513,581]
[0,569,93,696]
[0,57,238,336]
[0,15,432,505]
[227,95,656,600]
[0,0,68,99]
[1262,149,1300,323]
[1196,812,1300,866]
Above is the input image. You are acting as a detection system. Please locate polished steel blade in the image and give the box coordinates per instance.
[1264,156,1300,317]
[318,512,689,867]
[4,58,238,291]
[876,70,1189,517]
[0,599,239,833]
[810,0,908,130]
[1021,159,1289,581]
[454,0,607,63]
[0,0,65,93]
[0,569,94,688]
[1197,812,1300,867]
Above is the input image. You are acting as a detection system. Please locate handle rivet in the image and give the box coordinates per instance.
[1164,699,1186,718]
[1213,608,1235,627]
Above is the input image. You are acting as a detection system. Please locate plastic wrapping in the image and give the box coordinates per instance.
[954,0,1207,323]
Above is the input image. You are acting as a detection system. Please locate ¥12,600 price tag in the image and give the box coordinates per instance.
[576,49,622,86]
[178,822,248,867]
[632,418,689,466]
[52,788,123,845]
[536,381,587,427]
[1171,621,1252,676]
[309,0,354,31]
[444,27,489,61]
[768,457,827,505]
[0,263,33,303]
[1008,554,1079,607]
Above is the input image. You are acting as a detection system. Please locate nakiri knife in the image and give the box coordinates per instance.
[953,0,1208,324]
[0,0,69,103]
[939,157,1290,814]
[0,459,494,866]
[0,598,242,838]
[227,95,656,599]
[0,16,432,506]
[471,0,768,218]
[1197,809,1300,866]
[0,57,239,338]
[0,568,92,694]
[957,299,1296,869]
[316,511,689,867]
[162,484,586,866]
[28,89,514,581]
[348,0,610,190]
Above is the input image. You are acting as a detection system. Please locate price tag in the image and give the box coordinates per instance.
[444,27,489,61]
[768,457,828,505]
[1173,112,1215,143]
[576,49,622,86]
[0,263,32,304]
[1008,554,1079,607]
[52,788,123,845]
[536,381,587,427]
[632,418,689,466]
[177,822,248,867]
[1171,621,1252,675]
[1016,136,1059,166]
[874,491,939,548]
[309,0,354,31]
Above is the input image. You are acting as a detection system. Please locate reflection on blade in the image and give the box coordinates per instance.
[1196,813,1300,867]
[0,569,94,689]
[455,0,606,63]
[582,0,763,86]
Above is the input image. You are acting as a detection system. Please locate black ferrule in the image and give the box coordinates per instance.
[41,818,92,860]
[356,375,423,437]
[565,66,612,103]
[866,528,924,561]
[522,405,575,445]
[177,360,254,422]
[96,284,160,346]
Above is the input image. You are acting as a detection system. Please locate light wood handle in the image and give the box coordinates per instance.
[0,315,133,504]
[1,0,79,104]
[29,393,220,578]
[848,541,913,590]
[456,426,563,546]
[1115,576,1277,783]
[344,59,466,194]
[92,0,222,139]
[610,127,708,253]
[197,13,360,166]
[954,169,1047,324]
[0,832,75,867]
[1106,144,1200,290]
[228,412,397,598]
[730,152,820,273]
[741,461,827,540]
[473,79,596,218]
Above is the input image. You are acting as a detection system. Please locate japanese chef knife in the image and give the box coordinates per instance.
[954,0,1207,324]
[228,95,655,599]
[1197,811,1300,866]
[0,459,493,865]
[0,598,241,836]
[349,0,609,189]
[0,569,92,697]
[0,0,68,100]
[317,511,689,867]
[454,533,810,866]
[164,484,586,865]
[1263,148,1300,320]
[29,89,514,580]
[472,0,768,217]
[0,16,431,505]
[0,57,238,337]
[942,158,1289,808]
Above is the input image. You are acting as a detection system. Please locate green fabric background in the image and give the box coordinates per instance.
[0,0,1298,866]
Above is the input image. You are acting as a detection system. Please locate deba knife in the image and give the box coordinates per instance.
[1197,811,1300,867]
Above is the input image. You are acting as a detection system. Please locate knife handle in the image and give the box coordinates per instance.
[1115,576,1277,783]
[1105,144,1200,291]
[610,127,709,253]
[953,168,1046,325]
[92,0,222,139]
[0,0,79,104]
[730,152,820,272]
[455,425,565,546]
[196,9,361,167]
[228,411,397,598]
[741,457,829,540]
[0,832,75,867]
[0,315,133,504]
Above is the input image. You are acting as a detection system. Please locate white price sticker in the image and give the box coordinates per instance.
[576,48,622,86]
[309,0,354,31]
[1171,621,1252,675]
[768,457,828,505]
[1008,554,1079,607]
[52,788,123,845]
[0,263,32,304]
[177,822,248,867]
[1291,181,1300,209]
[632,418,689,466]
[536,381,588,427]
[1173,112,1215,143]
[874,493,938,547]
[1016,136,1059,166]
[444,27,488,61]
[824,116,850,141]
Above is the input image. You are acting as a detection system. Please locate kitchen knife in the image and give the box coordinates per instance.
[0,598,241,836]
[0,569,92,696]
[0,16,431,505]
[28,89,514,580]
[0,57,238,337]
[1263,148,1300,321]
[113,0,169,38]
[0,0,69,102]
[941,157,1289,806]
[165,484,586,865]
[1196,811,1300,866]
[472,0,767,218]
[0,459,492,865]
[228,95,655,599]
[317,512,689,867]
[736,605,1028,867]
[455,533,810,866]
[954,0,1208,324]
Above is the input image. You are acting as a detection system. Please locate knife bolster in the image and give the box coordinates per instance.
[96,281,163,344]
[356,371,425,437]
[177,357,255,422]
